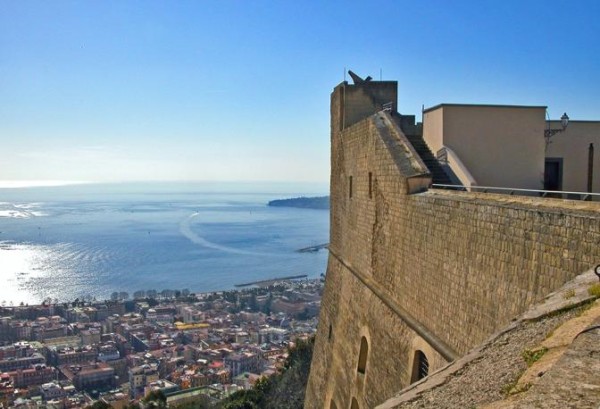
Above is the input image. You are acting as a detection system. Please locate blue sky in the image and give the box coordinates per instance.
[1,0,599,184]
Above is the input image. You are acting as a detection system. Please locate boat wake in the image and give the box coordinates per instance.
[179,213,266,256]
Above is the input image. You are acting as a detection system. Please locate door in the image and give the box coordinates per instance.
[544,158,563,191]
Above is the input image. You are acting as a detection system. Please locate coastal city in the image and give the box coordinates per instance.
[0,278,323,408]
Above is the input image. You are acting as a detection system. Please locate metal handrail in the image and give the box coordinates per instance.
[431,183,600,201]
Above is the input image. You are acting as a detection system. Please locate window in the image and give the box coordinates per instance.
[328,324,333,341]
[411,350,429,383]
[349,176,353,198]
[368,172,373,199]
[357,337,368,374]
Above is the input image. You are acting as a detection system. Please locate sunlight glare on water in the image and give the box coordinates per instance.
[0,242,54,304]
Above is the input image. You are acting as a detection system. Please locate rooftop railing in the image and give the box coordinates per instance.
[431,183,600,201]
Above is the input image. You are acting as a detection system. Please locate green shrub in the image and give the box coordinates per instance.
[588,283,600,297]
[522,347,548,367]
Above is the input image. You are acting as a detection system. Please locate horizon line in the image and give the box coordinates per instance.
[0,179,330,189]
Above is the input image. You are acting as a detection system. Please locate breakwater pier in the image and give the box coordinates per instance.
[296,243,329,253]
[234,274,308,288]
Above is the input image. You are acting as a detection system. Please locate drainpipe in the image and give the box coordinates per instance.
[588,143,594,196]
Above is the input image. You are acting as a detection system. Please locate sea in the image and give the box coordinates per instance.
[0,182,330,305]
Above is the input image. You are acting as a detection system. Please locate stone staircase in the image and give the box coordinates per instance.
[391,114,453,185]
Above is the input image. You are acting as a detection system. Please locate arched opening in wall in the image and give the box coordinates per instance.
[410,350,429,383]
[368,172,373,199]
[349,176,353,198]
[328,324,333,341]
[329,400,338,409]
[357,337,368,374]
[350,397,359,409]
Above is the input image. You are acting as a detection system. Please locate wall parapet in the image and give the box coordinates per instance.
[432,184,600,201]
[425,188,600,215]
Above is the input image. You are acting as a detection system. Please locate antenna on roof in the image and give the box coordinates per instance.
[344,67,346,82]
[380,68,382,81]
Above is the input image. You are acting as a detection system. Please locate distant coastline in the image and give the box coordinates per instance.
[268,196,330,210]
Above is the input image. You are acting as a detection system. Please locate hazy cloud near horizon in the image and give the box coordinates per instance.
[5,141,327,183]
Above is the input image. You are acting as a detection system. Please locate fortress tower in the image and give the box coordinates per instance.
[305,76,600,408]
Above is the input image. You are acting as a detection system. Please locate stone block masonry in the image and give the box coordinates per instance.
[305,81,600,409]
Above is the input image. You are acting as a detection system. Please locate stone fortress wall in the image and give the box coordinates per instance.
[305,80,600,409]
